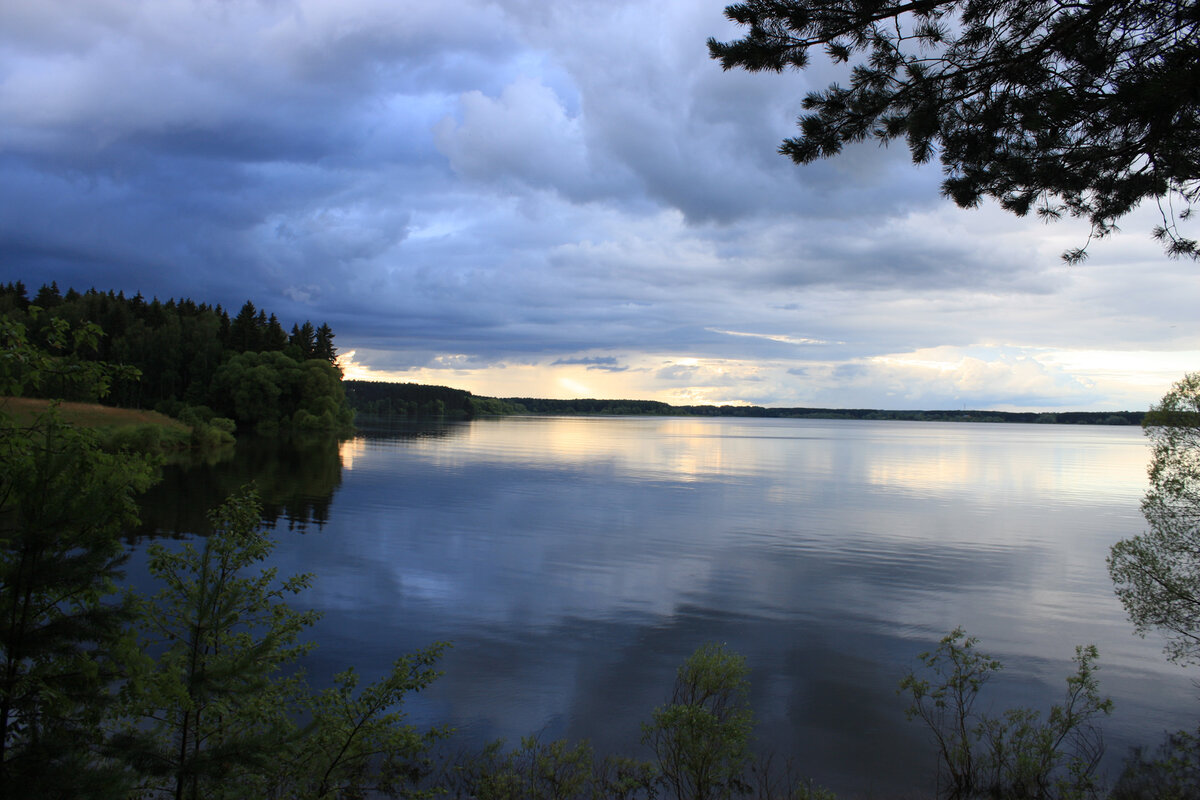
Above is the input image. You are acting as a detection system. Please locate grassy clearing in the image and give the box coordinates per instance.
[1,397,189,432]
[1,397,198,454]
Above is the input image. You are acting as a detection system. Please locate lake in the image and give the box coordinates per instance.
[132,416,1196,797]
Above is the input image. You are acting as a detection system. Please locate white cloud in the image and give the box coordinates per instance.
[434,76,622,199]
[708,329,837,346]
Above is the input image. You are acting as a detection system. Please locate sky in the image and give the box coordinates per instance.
[1,0,1197,411]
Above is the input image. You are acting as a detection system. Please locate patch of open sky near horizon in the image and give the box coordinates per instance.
[1,0,1197,411]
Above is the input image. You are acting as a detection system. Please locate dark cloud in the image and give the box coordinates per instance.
[0,0,1193,408]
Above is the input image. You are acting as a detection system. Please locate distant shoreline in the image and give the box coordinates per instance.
[343,380,1145,426]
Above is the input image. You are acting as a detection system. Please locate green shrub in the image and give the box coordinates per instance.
[98,423,167,454]
[1110,727,1200,800]
[643,643,754,800]
[446,736,656,800]
[899,628,1111,800]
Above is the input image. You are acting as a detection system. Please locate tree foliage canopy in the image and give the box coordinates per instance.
[120,490,319,800]
[708,0,1200,261]
[209,351,354,431]
[1109,372,1200,665]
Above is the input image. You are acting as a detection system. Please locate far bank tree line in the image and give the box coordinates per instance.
[0,282,352,432]
[347,381,1145,425]
[500,398,1145,425]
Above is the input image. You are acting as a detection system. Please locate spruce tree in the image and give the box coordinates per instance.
[264,313,289,351]
[313,323,337,364]
[291,321,317,360]
[229,301,261,353]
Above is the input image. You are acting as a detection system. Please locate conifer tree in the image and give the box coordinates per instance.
[290,321,317,360]
[229,301,261,353]
[265,313,289,351]
[121,489,319,800]
[314,323,337,364]
[32,282,61,308]
[0,412,152,798]
[709,0,1200,260]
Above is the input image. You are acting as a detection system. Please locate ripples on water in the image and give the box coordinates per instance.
[137,417,1195,797]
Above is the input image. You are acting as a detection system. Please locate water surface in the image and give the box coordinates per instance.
[136,416,1197,796]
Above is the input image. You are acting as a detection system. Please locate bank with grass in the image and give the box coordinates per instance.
[0,397,234,454]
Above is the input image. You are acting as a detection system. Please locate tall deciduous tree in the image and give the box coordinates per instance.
[708,0,1200,261]
[1109,372,1200,665]
[207,350,354,430]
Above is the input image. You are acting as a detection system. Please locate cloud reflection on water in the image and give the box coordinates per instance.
[219,416,1191,797]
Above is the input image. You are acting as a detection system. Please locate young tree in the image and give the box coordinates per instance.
[121,488,449,800]
[899,628,1111,800]
[121,489,319,800]
[708,0,1200,261]
[642,642,755,800]
[445,735,598,800]
[1110,726,1200,800]
[1109,372,1200,665]
[289,647,449,799]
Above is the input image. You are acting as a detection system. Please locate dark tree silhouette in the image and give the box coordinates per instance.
[709,0,1200,261]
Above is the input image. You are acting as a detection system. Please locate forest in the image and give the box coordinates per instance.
[0,281,353,433]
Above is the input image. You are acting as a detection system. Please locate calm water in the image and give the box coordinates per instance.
[134,416,1196,796]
